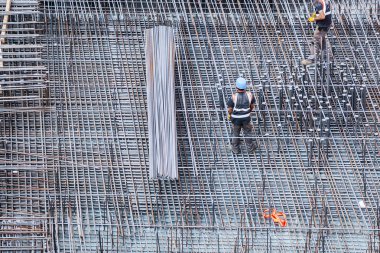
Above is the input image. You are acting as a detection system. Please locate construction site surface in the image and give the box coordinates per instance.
[1,0,380,252]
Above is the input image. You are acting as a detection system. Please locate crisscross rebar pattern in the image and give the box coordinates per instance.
[1,0,380,252]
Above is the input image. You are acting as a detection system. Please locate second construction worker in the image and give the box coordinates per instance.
[227,77,258,154]
[301,0,332,65]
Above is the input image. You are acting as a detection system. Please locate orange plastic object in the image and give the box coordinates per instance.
[263,209,288,227]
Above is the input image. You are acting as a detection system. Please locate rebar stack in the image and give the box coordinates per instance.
[1,0,379,251]
[146,26,178,179]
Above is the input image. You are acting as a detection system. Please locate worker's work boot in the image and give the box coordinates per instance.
[301,58,315,65]
[231,146,241,154]
[248,143,258,153]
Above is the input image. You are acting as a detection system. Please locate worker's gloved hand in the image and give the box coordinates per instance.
[227,114,231,121]
[308,12,317,22]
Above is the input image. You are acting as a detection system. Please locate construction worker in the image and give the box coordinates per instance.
[227,77,258,154]
[301,0,332,65]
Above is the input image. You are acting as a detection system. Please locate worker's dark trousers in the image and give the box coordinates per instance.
[308,29,329,60]
[231,121,257,151]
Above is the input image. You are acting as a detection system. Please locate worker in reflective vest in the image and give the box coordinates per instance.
[227,77,258,154]
[302,0,332,65]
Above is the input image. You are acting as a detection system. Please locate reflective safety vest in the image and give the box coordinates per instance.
[231,92,253,119]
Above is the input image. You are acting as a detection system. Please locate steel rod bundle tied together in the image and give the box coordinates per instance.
[145,26,178,179]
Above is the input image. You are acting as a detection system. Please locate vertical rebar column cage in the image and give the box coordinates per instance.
[145,26,178,179]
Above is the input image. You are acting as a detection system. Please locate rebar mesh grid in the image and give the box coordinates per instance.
[1,0,380,251]
[0,0,51,251]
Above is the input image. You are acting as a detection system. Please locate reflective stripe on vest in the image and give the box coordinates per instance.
[233,108,251,112]
[232,113,251,119]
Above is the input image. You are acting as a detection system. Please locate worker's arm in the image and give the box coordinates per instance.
[227,96,234,120]
[227,107,233,120]
[315,10,325,21]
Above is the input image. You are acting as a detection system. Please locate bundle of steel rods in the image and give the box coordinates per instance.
[145,26,178,179]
